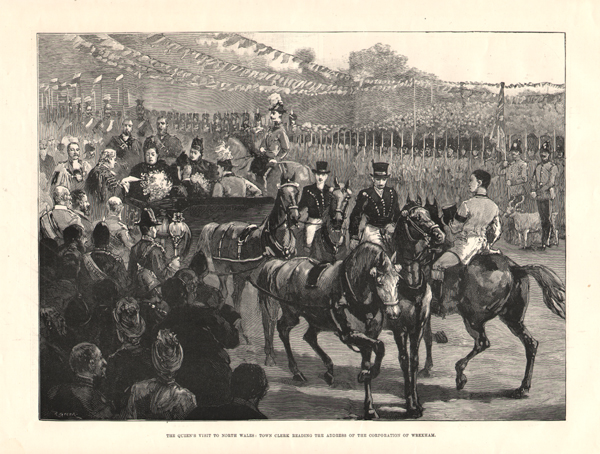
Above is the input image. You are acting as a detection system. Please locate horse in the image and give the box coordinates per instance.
[392,198,566,417]
[198,173,301,343]
[214,136,314,197]
[296,178,353,263]
[250,242,401,419]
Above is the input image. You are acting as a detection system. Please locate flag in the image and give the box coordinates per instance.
[490,82,506,155]
[115,74,124,81]
[71,73,81,84]
[93,75,103,84]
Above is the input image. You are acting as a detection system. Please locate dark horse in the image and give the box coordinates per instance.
[199,173,300,345]
[391,199,566,417]
[251,242,401,419]
[387,199,446,417]
[297,178,353,263]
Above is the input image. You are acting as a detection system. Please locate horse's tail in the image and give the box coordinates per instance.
[199,222,219,273]
[519,264,566,319]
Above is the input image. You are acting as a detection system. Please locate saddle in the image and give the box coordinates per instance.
[305,259,330,289]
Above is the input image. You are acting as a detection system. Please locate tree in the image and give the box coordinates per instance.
[348,43,438,82]
[294,47,316,63]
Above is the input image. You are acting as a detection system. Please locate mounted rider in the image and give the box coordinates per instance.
[250,93,290,188]
[349,162,401,257]
[298,161,332,256]
[431,169,502,307]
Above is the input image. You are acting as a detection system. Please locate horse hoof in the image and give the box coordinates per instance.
[293,372,308,383]
[357,370,370,383]
[418,368,431,378]
[323,371,334,386]
[456,374,467,391]
[264,356,277,367]
[406,408,423,419]
[511,387,528,399]
[364,409,379,420]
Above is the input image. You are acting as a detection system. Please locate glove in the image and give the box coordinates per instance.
[506,179,512,186]
[530,191,537,199]
[349,238,359,250]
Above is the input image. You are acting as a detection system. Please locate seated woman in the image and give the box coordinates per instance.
[126,144,178,202]
[176,137,217,197]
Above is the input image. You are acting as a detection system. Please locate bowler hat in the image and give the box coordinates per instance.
[311,161,330,174]
[135,208,161,227]
[371,162,391,178]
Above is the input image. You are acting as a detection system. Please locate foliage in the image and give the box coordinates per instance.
[294,47,316,63]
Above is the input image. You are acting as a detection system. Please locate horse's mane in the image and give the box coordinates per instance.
[343,242,385,291]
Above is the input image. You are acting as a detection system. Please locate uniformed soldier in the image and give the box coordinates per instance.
[81,222,129,295]
[104,197,136,267]
[500,141,528,204]
[143,116,184,166]
[250,94,290,187]
[105,119,143,179]
[431,169,502,305]
[531,142,559,250]
[298,161,332,255]
[349,162,400,257]
[40,186,84,245]
[128,208,180,299]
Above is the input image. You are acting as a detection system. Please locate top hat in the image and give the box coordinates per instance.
[190,137,203,152]
[371,162,391,178]
[312,161,330,174]
[136,208,161,227]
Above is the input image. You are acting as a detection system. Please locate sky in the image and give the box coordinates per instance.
[244,32,565,85]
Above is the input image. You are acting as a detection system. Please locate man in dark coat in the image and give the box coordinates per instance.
[45,342,113,420]
[106,119,143,179]
[155,275,240,408]
[128,208,180,299]
[298,161,332,255]
[143,116,183,166]
[349,162,401,257]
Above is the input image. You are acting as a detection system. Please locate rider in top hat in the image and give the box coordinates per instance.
[128,208,180,299]
[250,94,290,187]
[349,162,401,256]
[298,161,332,255]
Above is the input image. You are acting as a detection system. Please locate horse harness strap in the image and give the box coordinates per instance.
[237,224,258,260]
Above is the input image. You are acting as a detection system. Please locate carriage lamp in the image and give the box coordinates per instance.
[168,212,186,257]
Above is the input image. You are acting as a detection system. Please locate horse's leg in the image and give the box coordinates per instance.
[418,316,433,378]
[303,325,334,385]
[408,330,425,417]
[360,348,379,420]
[455,318,490,391]
[277,306,305,382]
[218,274,230,306]
[231,275,250,344]
[392,328,419,417]
[259,293,279,366]
[500,277,539,398]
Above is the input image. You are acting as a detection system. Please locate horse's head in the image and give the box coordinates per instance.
[277,172,300,225]
[328,177,352,230]
[393,199,445,288]
[368,248,401,319]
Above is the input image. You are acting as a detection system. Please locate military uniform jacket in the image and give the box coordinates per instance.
[105,215,136,257]
[349,186,400,238]
[144,133,183,161]
[298,183,332,219]
[106,134,142,160]
[534,161,559,200]
[260,124,290,158]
